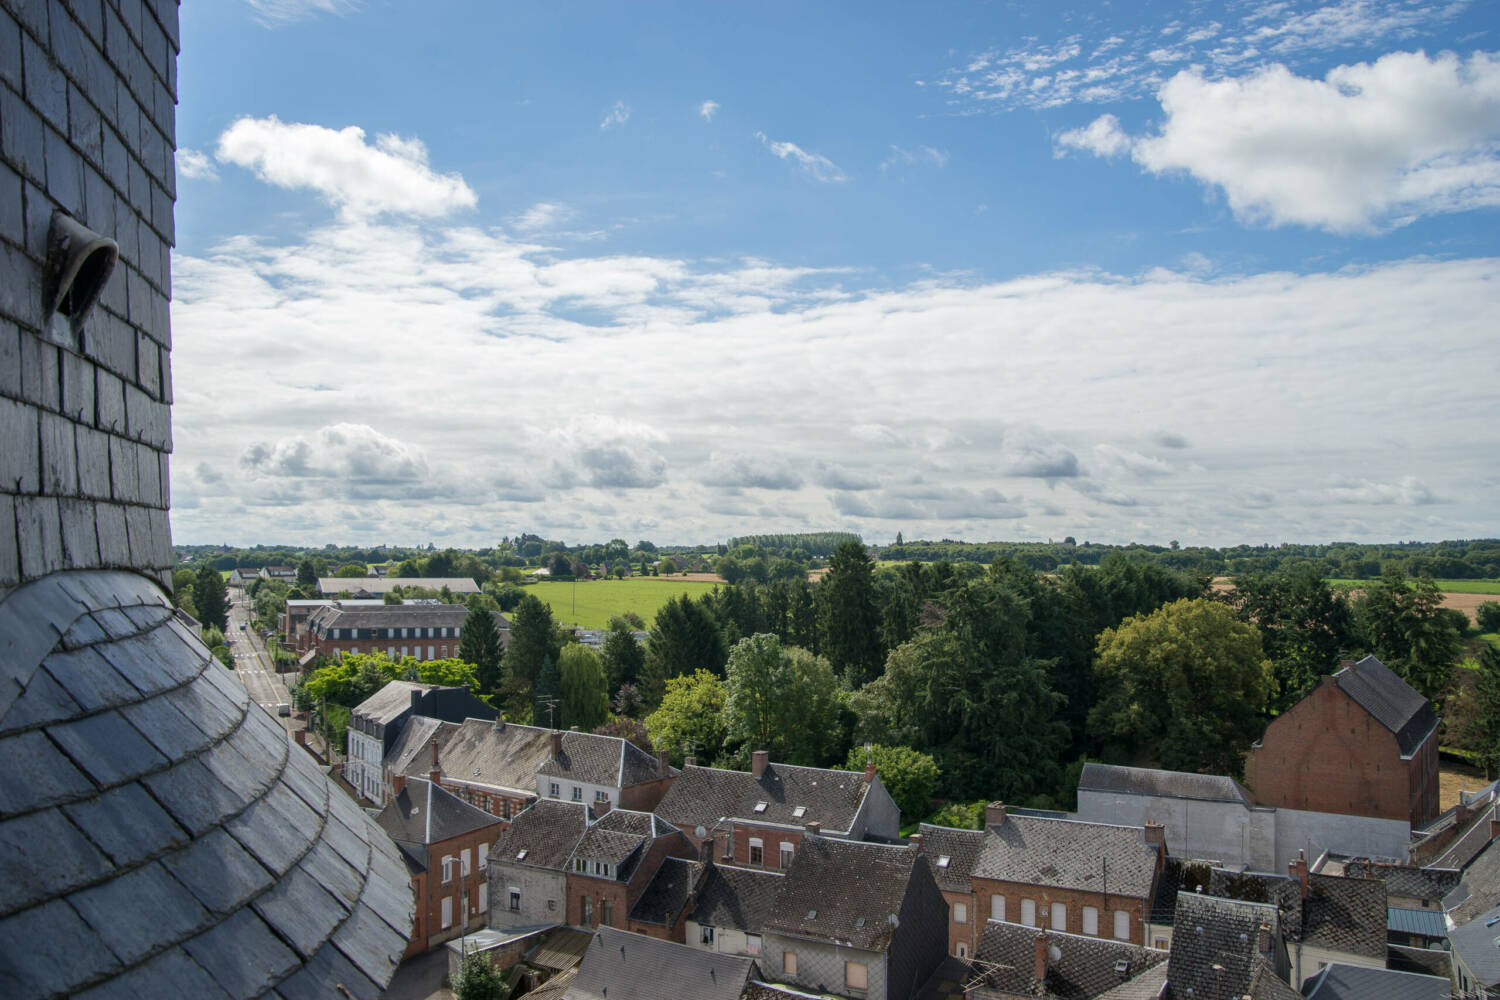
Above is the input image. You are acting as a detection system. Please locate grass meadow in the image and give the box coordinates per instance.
[524,577,723,630]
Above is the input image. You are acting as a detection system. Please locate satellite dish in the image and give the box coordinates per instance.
[1049,945,1062,963]
[695,825,707,838]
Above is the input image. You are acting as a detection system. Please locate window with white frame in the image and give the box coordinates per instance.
[779,842,794,869]
[441,896,453,928]
[549,782,560,798]
[442,856,454,883]
[991,894,1005,921]
[749,837,763,866]
[1020,898,1036,926]
[595,790,608,802]
[953,901,968,924]
[1082,906,1099,936]
[1051,902,1066,931]
[572,786,582,801]
[461,849,471,877]
[1113,910,1130,941]
[701,925,715,944]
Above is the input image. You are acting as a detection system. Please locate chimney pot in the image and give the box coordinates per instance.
[1144,820,1165,848]
[1289,849,1309,899]
[1034,931,1049,981]
[864,758,877,782]
[911,833,924,854]
[551,731,563,757]
[392,773,406,796]
[593,797,612,819]
[804,820,821,837]
[657,750,670,776]
[986,801,1007,826]
[1256,922,1272,955]
[684,754,696,768]
[752,750,769,779]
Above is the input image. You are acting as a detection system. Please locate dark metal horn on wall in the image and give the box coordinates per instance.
[46,210,119,328]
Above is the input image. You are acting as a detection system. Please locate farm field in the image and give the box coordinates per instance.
[1326,578,1500,594]
[524,578,723,630]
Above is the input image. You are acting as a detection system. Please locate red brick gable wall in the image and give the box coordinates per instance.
[969,877,1149,945]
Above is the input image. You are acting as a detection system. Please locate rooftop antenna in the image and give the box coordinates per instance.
[537,696,559,730]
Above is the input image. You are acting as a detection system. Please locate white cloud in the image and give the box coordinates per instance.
[700,100,720,122]
[600,100,631,130]
[755,132,848,183]
[540,415,668,490]
[510,202,573,233]
[1094,444,1174,479]
[244,0,359,27]
[1314,476,1444,506]
[880,145,950,172]
[176,148,219,180]
[704,453,803,491]
[216,116,476,219]
[1055,51,1500,233]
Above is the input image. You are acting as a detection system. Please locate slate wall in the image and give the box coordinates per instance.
[0,0,177,598]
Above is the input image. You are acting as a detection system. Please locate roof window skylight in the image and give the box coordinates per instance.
[937,855,951,868]
[753,801,768,813]
[792,806,806,818]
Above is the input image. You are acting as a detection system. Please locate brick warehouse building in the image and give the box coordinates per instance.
[1245,655,1440,826]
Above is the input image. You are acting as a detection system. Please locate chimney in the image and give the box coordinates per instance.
[492,712,505,731]
[593,797,612,819]
[1034,931,1049,981]
[804,821,821,837]
[864,757,877,782]
[911,833,924,854]
[1144,820,1165,849]
[1289,850,1309,899]
[392,773,406,796]
[684,754,696,768]
[1256,922,1272,955]
[752,750,769,778]
[1455,795,1471,828]
[986,801,1007,827]
[702,835,715,867]
[551,731,563,757]
[656,750,670,777]
[428,737,441,785]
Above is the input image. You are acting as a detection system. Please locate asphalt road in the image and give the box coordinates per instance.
[227,592,291,722]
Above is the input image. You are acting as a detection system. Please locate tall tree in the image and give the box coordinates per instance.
[819,540,882,686]
[194,564,229,632]
[1356,567,1463,703]
[723,634,841,766]
[1473,643,1500,778]
[1089,598,1272,778]
[296,559,317,590]
[505,594,560,698]
[642,595,727,704]
[601,620,645,693]
[644,669,729,766]
[1230,566,1355,712]
[558,644,609,732]
[458,604,504,698]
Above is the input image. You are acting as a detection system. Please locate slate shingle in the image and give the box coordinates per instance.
[655,761,872,836]
[975,814,1159,899]
[63,780,190,868]
[763,837,924,952]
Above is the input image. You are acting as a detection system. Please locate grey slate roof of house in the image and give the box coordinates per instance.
[493,800,591,871]
[412,717,550,792]
[567,925,757,1000]
[538,728,672,788]
[311,602,496,632]
[1150,859,1214,924]
[971,921,1168,999]
[1442,834,1500,925]
[1446,900,1500,992]
[1079,762,1254,806]
[655,761,873,835]
[1340,859,1460,904]
[690,864,786,934]
[572,809,679,881]
[629,856,702,927]
[1301,962,1452,1000]
[375,777,501,848]
[0,569,413,999]
[762,837,928,952]
[1333,655,1437,756]
[1205,868,1305,936]
[918,822,985,893]
[1301,872,1387,959]
[975,815,1161,899]
[1386,944,1452,980]
[1167,892,1285,1000]
[354,680,441,725]
[1427,801,1499,870]
[385,716,462,777]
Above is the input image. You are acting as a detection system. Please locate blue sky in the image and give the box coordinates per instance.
[168,0,1500,548]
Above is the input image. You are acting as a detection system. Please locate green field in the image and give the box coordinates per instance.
[1327,578,1500,594]
[523,578,722,630]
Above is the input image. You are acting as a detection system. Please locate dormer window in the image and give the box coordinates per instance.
[937,855,951,869]
[753,801,768,813]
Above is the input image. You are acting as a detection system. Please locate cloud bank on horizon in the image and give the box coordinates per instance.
[168,1,1500,547]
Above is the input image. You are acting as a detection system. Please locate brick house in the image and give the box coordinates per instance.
[345,680,495,803]
[965,803,1167,948]
[684,846,785,959]
[564,807,695,933]
[1245,655,1440,826]
[655,750,901,871]
[761,836,948,1000]
[487,799,591,931]
[376,777,505,956]
[628,855,703,941]
[913,823,985,959]
[306,602,507,662]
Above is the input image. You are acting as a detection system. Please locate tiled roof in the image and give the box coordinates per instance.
[353,680,438,725]
[1079,762,1253,804]
[654,762,872,836]
[568,925,757,1000]
[763,838,926,952]
[1246,962,1303,1000]
[918,823,985,893]
[1386,944,1453,980]
[1301,872,1386,960]
[1094,963,1168,1000]
[1443,834,1500,926]
[0,570,412,999]
[690,864,786,934]
[526,926,592,971]
[376,777,501,847]
[1340,859,1460,904]
[316,577,480,595]
[971,921,1168,999]
[975,815,1161,900]
[1447,900,1500,991]
[571,809,678,881]
[1167,892,1283,1000]
[1302,962,1452,1000]
[312,602,500,632]
[629,856,703,926]
[1334,656,1437,756]
[385,716,461,778]
[417,718,551,792]
[492,800,590,872]
[538,728,672,788]
[1149,859,1213,924]
[1206,868,1304,936]
[1427,802,1499,870]
[522,966,576,1000]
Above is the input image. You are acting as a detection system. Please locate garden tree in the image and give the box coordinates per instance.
[194,564,229,632]
[202,625,225,649]
[612,683,645,717]
[1228,565,1356,713]
[1089,598,1272,778]
[296,559,317,590]
[451,950,506,1000]
[819,540,882,686]
[382,591,402,605]
[723,634,842,766]
[716,556,746,585]
[1355,568,1463,703]
[1473,644,1500,778]
[458,604,505,697]
[302,653,479,707]
[547,551,572,578]
[656,557,677,576]
[644,669,729,767]
[333,563,367,578]
[1477,602,1500,633]
[601,620,645,693]
[842,744,939,822]
[505,594,561,698]
[558,644,610,732]
[641,595,728,704]
[533,655,560,729]
[595,716,654,754]
[171,567,197,597]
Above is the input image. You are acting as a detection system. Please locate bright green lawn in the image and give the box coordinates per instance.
[1327,578,1500,594]
[524,578,721,630]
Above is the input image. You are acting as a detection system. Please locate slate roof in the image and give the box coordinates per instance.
[655,762,873,836]
[420,717,552,792]
[493,800,591,871]
[1446,900,1500,991]
[572,809,679,881]
[1207,868,1304,936]
[376,777,502,848]
[1079,762,1254,805]
[629,856,703,926]
[538,728,673,788]
[690,864,786,934]
[310,602,488,632]
[1094,963,1169,1000]
[385,716,461,778]
[1340,859,1460,905]
[763,838,927,952]
[971,922,1168,999]
[317,577,480,595]
[918,822,986,893]
[567,925,757,1000]
[1167,892,1284,1000]
[1427,801,1499,870]
[1333,656,1437,756]
[1150,859,1214,924]
[1386,944,1452,980]
[975,815,1162,900]
[1443,834,1500,926]
[1301,872,1387,960]
[527,927,593,971]
[0,569,413,999]
[353,680,439,725]
[1301,962,1452,1000]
